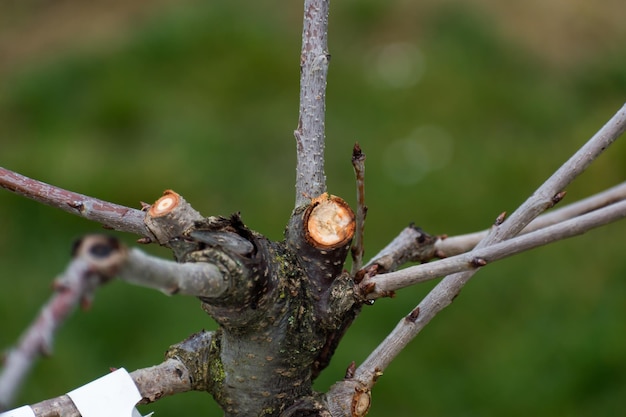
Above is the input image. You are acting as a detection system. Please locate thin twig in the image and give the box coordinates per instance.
[350,142,367,275]
[436,180,626,257]
[480,103,626,246]
[364,180,626,269]
[353,102,626,388]
[294,0,330,207]
[0,236,123,410]
[362,198,626,297]
[21,358,192,417]
[0,234,228,410]
[0,167,151,238]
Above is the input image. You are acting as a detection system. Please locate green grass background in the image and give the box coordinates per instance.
[1,1,626,416]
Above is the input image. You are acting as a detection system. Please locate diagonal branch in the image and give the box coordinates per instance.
[363,198,626,297]
[0,236,123,410]
[436,180,626,257]
[366,181,626,272]
[0,167,151,238]
[294,0,330,207]
[0,234,228,410]
[478,102,626,246]
[352,102,626,388]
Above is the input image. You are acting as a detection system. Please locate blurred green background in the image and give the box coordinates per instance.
[1,0,626,416]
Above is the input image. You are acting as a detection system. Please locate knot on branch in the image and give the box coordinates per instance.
[171,214,271,329]
[164,330,214,392]
[142,191,269,328]
[324,380,372,417]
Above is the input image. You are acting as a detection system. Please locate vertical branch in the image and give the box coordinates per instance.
[350,143,367,275]
[294,0,331,207]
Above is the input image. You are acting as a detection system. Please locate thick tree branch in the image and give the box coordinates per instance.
[352,102,626,389]
[0,167,151,238]
[294,0,330,207]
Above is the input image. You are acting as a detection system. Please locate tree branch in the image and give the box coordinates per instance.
[0,167,151,238]
[364,181,626,272]
[478,102,626,245]
[362,197,626,297]
[118,248,230,298]
[0,230,231,411]
[131,358,193,404]
[350,143,367,275]
[294,0,330,207]
[352,102,626,388]
[16,358,193,417]
[0,236,123,410]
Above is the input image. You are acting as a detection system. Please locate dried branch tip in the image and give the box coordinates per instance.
[494,211,507,226]
[352,142,365,163]
[305,193,356,249]
[345,361,356,379]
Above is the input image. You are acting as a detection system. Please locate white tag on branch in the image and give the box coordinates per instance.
[0,405,36,417]
[67,368,151,417]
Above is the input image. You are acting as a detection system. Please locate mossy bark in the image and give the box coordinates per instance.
[154,201,360,416]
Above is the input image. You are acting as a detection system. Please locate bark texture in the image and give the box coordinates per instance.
[1,0,625,413]
[294,0,331,207]
[140,189,360,416]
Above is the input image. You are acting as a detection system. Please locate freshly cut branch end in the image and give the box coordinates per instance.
[305,193,355,249]
[149,189,181,217]
[144,190,204,245]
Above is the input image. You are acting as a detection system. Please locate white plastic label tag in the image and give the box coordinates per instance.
[0,406,36,417]
[67,368,142,417]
